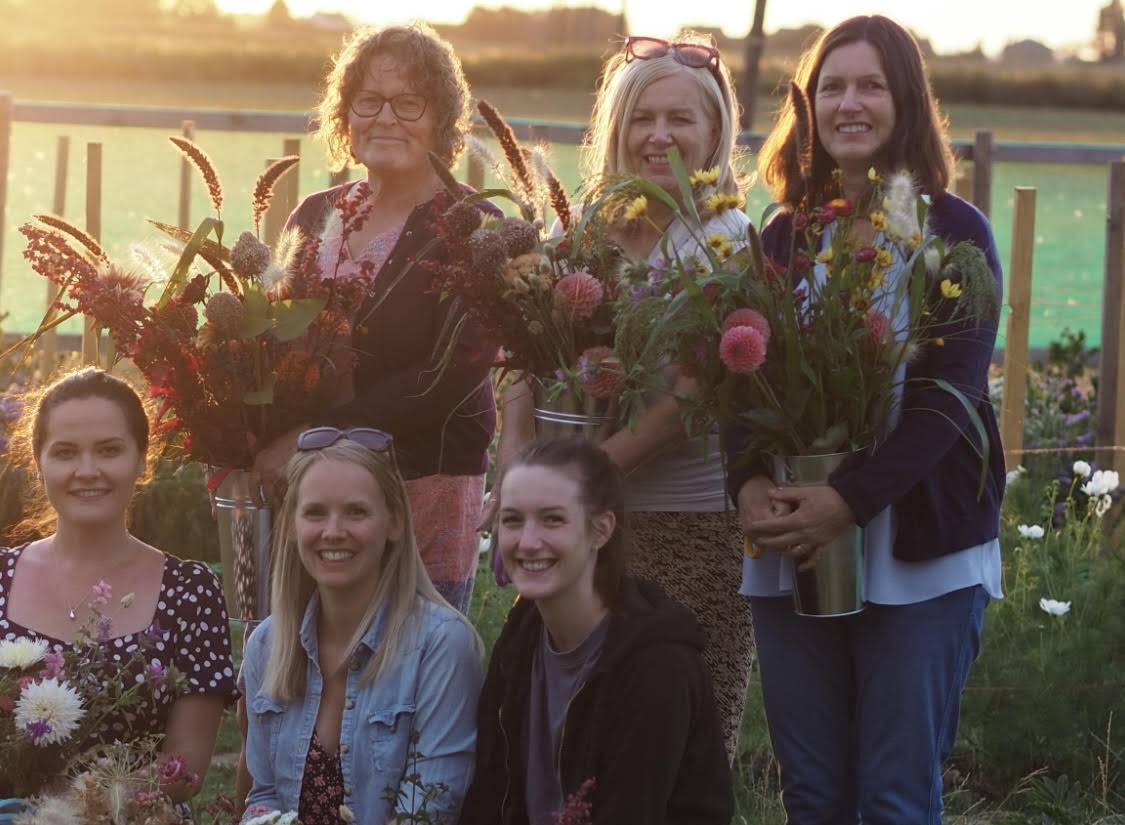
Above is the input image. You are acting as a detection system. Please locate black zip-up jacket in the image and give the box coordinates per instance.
[286,184,498,479]
[461,578,734,825]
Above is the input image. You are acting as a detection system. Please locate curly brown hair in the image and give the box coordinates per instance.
[316,22,472,172]
[758,15,954,206]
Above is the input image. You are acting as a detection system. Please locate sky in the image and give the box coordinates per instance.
[215,0,1110,58]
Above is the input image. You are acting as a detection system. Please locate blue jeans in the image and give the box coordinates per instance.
[750,586,989,825]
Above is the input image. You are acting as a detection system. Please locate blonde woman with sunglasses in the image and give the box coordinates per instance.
[240,427,483,824]
[492,33,755,761]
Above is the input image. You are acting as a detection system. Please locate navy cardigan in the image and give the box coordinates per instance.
[724,192,1006,562]
[286,184,498,479]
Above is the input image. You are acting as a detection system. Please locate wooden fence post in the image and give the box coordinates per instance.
[1001,187,1036,466]
[41,135,70,375]
[1098,160,1125,474]
[280,137,300,217]
[972,129,994,219]
[262,148,300,250]
[179,120,195,230]
[954,164,973,202]
[0,92,11,305]
[82,142,102,366]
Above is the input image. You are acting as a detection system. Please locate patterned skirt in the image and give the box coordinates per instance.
[404,473,485,614]
[627,509,754,762]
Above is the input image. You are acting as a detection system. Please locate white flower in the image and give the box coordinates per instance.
[1082,469,1120,497]
[1072,460,1092,478]
[883,170,921,242]
[1096,494,1113,517]
[1005,465,1026,485]
[13,678,85,746]
[0,637,50,670]
[244,813,300,825]
[1039,597,1072,617]
[1017,524,1045,539]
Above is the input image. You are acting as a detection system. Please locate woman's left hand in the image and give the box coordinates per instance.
[743,484,856,571]
[249,426,304,508]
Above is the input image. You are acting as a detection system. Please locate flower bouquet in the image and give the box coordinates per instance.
[425,101,634,436]
[16,138,366,471]
[634,150,998,613]
[14,137,375,618]
[0,585,188,799]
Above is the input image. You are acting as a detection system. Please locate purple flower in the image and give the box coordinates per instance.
[90,580,112,610]
[145,660,166,689]
[1063,410,1091,427]
[39,650,64,680]
[96,614,113,642]
[27,719,52,742]
[145,621,167,642]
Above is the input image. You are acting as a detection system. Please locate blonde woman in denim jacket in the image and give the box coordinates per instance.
[240,429,483,824]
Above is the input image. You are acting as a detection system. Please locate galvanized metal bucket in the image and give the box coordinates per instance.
[532,380,615,442]
[771,450,866,618]
[213,468,272,621]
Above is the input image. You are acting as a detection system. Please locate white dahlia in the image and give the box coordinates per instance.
[0,637,50,670]
[13,677,85,746]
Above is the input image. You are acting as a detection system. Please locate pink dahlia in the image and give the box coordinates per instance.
[861,309,890,357]
[719,325,767,374]
[721,308,772,345]
[577,346,625,399]
[554,270,604,320]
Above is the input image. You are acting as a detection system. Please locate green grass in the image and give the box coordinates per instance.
[1,81,1120,349]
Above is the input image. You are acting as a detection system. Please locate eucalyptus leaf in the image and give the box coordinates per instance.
[269,297,328,342]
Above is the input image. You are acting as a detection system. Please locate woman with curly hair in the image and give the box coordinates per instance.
[250,22,498,613]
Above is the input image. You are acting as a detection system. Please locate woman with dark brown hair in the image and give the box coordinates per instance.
[727,15,1005,824]
[462,437,731,825]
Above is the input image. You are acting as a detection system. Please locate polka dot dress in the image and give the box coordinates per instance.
[0,545,239,745]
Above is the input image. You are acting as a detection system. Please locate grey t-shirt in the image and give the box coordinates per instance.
[524,616,610,825]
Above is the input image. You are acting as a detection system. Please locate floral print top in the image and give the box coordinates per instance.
[298,731,346,825]
[0,545,238,744]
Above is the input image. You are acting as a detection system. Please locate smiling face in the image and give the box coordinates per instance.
[814,39,896,180]
[38,397,145,530]
[294,457,403,595]
[624,69,718,196]
[497,464,615,612]
[347,55,438,180]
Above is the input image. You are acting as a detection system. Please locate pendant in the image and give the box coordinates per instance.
[68,608,77,621]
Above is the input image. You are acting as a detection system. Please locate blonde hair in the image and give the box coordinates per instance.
[261,439,478,700]
[316,21,472,172]
[583,33,748,210]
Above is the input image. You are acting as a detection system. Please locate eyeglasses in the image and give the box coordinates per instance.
[350,92,428,122]
[624,36,721,77]
[296,427,394,453]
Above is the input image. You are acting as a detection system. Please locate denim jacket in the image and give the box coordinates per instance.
[241,593,483,823]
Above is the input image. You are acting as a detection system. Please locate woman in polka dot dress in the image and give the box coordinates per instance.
[0,368,238,802]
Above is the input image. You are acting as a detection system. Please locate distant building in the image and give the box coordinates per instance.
[1002,39,1056,65]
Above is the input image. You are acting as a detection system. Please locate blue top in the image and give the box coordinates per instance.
[240,593,483,824]
[727,192,1007,600]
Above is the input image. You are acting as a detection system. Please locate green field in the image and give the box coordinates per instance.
[1,78,1121,350]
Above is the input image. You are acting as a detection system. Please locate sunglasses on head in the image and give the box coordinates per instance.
[624,36,721,76]
[296,426,394,453]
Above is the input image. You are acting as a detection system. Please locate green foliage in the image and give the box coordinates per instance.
[129,460,220,563]
[955,331,1123,819]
